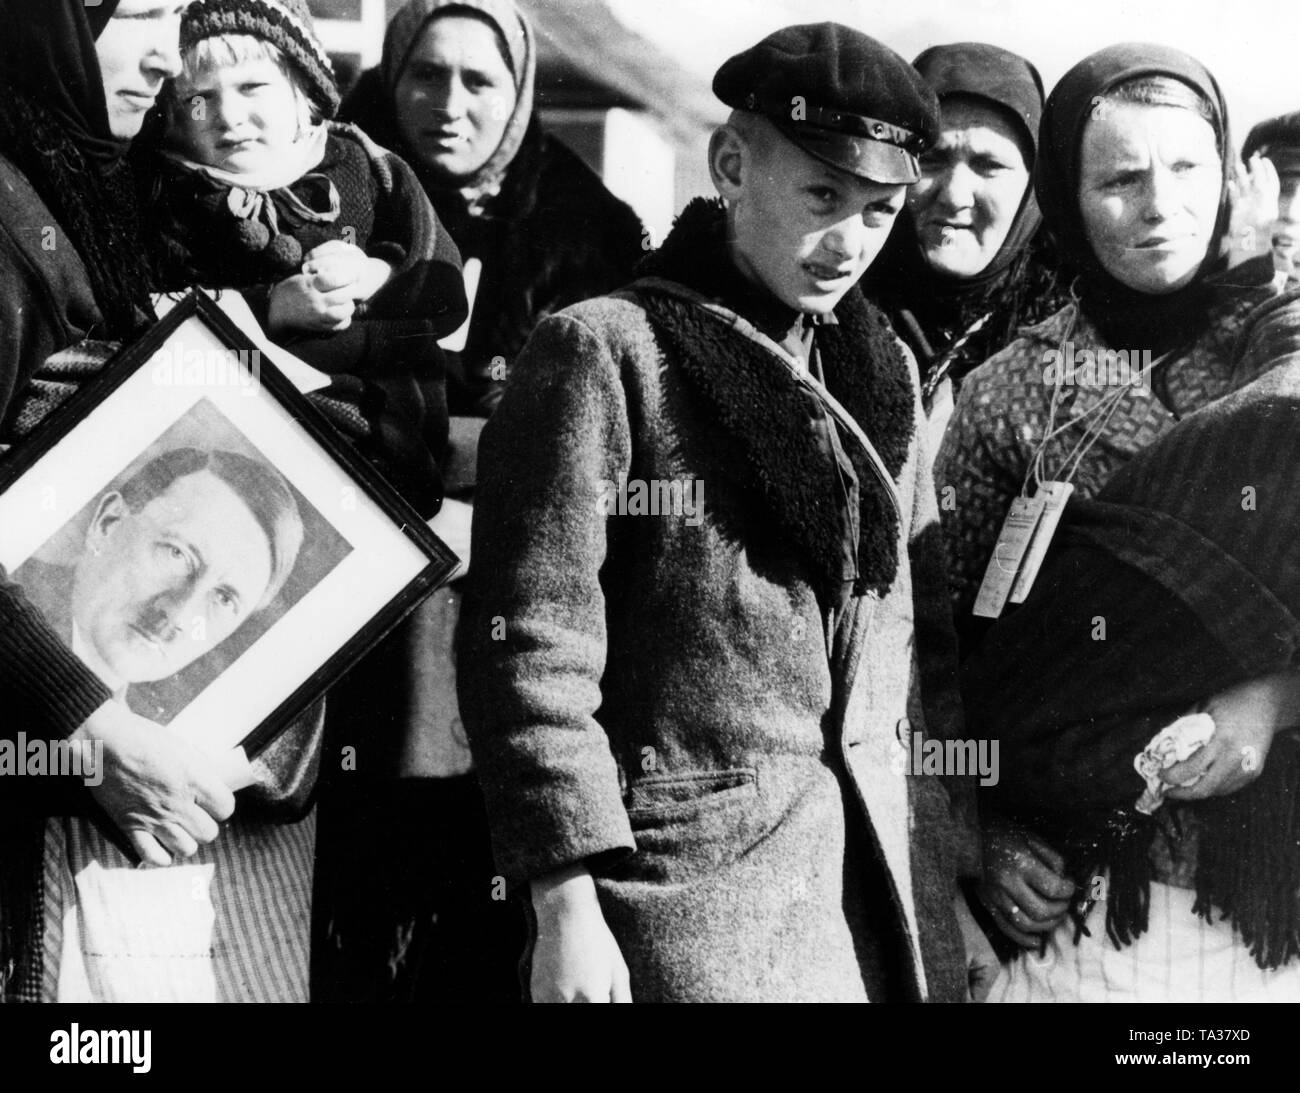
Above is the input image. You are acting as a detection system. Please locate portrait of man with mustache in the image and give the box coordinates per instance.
[15,445,303,702]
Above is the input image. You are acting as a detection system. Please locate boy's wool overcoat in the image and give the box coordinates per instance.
[459,202,977,1002]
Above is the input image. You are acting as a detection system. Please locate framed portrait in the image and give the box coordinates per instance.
[0,290,459,759]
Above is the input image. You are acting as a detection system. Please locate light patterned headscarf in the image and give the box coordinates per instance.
[382,0,536,211]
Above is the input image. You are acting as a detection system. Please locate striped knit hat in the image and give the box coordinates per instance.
[181,0,341,118]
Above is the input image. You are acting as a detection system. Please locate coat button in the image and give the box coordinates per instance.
[895,718,911,746]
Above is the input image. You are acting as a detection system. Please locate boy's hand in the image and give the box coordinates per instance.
[267,273,355,335]
[529,863,632,1003]
[303,240,393,303]
[73,700,236,867]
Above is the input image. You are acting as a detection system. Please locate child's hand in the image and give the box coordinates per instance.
[1223,153,1280,268]
[303,240,393,303]
[267,273,356,335]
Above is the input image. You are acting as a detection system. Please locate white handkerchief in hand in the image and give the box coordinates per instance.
[1133,712,1216,815]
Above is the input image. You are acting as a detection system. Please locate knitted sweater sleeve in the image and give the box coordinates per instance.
[0,197,113,737]
[0,572,111,737]
[345,125,467,339]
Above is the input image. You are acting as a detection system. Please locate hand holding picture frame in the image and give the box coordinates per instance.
[0,290,459,768]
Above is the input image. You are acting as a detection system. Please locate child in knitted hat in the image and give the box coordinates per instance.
[135,0,466,513]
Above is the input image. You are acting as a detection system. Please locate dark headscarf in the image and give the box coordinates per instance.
[0,0,155,338]
[0,0,127,172]
[863,43,1056,398]
[1035,43,1233,357]
[907,43,1045,295]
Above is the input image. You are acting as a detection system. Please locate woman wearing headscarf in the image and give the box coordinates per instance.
[961,289,1300,1000]
[0,0,320,1003]
[340,0,645,424]
[939,43,1278,634]
[936,43,1284,1001]
[0,0,163,391]
[315,0,642,1004]
[864,43,1068,449]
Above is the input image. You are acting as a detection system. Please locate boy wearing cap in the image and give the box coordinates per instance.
[459,23,978,1002]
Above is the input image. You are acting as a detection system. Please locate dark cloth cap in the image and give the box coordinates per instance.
[713,22,939,184]
[1243,111,1300,164]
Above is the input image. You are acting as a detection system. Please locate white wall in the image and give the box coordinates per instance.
[313,0,387,68]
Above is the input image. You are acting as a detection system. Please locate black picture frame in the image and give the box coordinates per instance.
[0,289,459,759]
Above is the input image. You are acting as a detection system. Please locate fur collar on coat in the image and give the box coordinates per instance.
[635,197,916,598]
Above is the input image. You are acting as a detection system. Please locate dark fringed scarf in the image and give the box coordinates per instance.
[634,197,915,598]
[1191,734,1300,967]
[0,0,156,343]
[1073,736,1300,969]
[963,303,1300,968]
[0,88,155,342]
[971,613,1300,970]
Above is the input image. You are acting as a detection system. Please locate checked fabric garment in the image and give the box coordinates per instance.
[936,291,1273,622]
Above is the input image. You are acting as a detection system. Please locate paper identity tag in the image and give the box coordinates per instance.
[1009,481,1075,604]
[972,493,1046,619]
